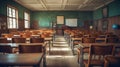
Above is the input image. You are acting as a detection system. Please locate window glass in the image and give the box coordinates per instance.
[7,5,18,29]
[24,12,30,28]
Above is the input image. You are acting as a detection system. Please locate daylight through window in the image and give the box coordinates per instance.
[7,5,18,29]
[24,12,30,28]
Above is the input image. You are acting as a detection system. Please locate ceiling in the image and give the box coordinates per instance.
[14,0,114,11]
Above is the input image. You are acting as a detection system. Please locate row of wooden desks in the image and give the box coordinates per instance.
[0,43,48,67]
[71,37,111,54]
[78,43,120,67]
[0,37,53,53]
[0,43,47,56]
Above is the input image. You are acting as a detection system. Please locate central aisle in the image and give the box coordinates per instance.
[46,35,79,67]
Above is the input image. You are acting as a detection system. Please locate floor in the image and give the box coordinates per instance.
[45,35,80,67]
[17,35,80,67]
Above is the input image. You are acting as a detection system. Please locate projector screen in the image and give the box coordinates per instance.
[65,18,77,27]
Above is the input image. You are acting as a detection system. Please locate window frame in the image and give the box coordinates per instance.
[102,6,108,18]
[7,5,18,29]
[24,11,30,28]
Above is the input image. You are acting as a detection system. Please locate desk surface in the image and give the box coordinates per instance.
[104,56,120,67]
[72,38,82,40]
[0,53,43,66]
[105,56,120,63]
[79,43,120,48]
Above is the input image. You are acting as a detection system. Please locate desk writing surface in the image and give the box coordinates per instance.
[72,38,82,41]
[105,56,120,63]
[44,38,52,41]
[104,56,120,67]
[0,53,43,66]
[79,43,120,48]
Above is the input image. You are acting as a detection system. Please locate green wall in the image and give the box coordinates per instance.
[0,0,93,28]
[0,0,30,19]
[1,0,120,28]
[31,11,93,28]
[93,0,120,20]
[108,0,120,17]
[93,8,103,20]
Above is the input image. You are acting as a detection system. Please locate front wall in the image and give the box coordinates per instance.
[31,11,93,28]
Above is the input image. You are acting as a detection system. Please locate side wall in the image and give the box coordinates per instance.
[93,0,120,35]
[0,0,31,33]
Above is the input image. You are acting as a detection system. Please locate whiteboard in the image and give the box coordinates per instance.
[65,18,77,27]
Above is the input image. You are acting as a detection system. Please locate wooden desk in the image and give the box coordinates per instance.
[95,38,106,43]
[0,53,44,67]
[1,33,8,37]
[31,35,40,37]
[71,37,82,43]
[71,38,82,45]
[78,43,120,67]
[65,34,73,47]
[26,37,53,53]
[71,38,82,54]
[1,37,52,53]
[0,43,47,61]
[45,37,53,53]
[104,56,120,67]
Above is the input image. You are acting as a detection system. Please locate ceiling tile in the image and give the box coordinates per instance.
[68,0,85,4]
[45,0,62,4]
[14,0,114,11]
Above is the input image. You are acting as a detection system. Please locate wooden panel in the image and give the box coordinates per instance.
[55,28,63,35]
[107,16,120,35]
[0,15,8,36]
[95,15,120,35]
[18,19,25,31]
[31,20,39,29]
[83,20,92,30]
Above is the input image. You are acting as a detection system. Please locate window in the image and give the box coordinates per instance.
[24,12,30,28]
[7,5,18,29]
[102,6,108,18]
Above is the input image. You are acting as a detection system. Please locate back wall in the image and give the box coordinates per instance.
[31,11,93,29]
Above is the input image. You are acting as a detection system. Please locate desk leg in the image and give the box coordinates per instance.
[68,35,70,45]
[71,40,74,55]
[69,36,71,47]
[52,39,53,47]
[79,47,83,67]
[43,54,46,67]
[42,47,46,67]
[46,40,51,54]
[49,41,51,53]
[53,34,55,42]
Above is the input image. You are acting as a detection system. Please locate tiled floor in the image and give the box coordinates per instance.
[46,35,80,67]
[17,35,80,67]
